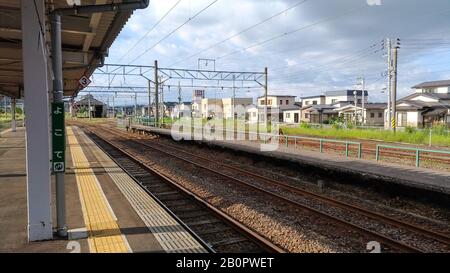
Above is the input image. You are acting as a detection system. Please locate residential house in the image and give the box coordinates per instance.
[388,80,450,128]
[301,105,338,124]
[324,90,368,105]
[201,97,253,119]
[335,103,387,126]
[255,95,297,122]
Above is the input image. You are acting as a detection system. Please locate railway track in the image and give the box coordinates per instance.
[82,126,285,253]
[80,124,449,252]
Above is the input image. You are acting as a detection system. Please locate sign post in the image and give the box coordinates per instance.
[52,102,65,173]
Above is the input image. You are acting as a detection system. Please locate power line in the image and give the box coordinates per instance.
[168,0,309,67]
[118,0,183,63]
[216,6,364,61]
[127,0,220,65]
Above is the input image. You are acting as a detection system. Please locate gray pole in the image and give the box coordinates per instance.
[3,95,6,119]
[112,95,115,118]
[148,80,151,121]
[154,60,159,127]
[88,92,91,120]
[134,92,137,118]
[11,98,16,132]
[392,46,399,132]
[178,81,182,119]
[161,81,164,126]
[50,12,66,237]
[354,91,358,125]
[232,75,236,120]
[264,67,268,128]
[362,76,365,125]
[386,38,392,130]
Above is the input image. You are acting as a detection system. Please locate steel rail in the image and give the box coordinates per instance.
[96,125,426,253]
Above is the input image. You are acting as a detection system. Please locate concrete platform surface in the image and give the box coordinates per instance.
[0,127,206,253]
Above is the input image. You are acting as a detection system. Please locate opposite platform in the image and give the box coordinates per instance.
[130,125,450,196]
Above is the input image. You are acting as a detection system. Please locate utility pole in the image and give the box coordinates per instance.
[354,90,358,125]
[232,75,236,120]
[154,60,159,127]
[11,98,16,132]
[386,38,392,130]
[148,80,152,121]
[112,95,115,118]
[264,67,268,128]
[361,76,365,125]
[161,81,164,126]
[88,92,91,120]
[392,40,400,132]
[134,92,137,118]
[178,81,182,119]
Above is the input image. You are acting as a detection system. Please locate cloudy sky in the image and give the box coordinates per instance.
[95,0,450,105]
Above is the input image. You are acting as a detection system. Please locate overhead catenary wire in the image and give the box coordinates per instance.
[118,0,183,63]
[127,0,220,65]
[215,6,364,61]
[168,0,309,67]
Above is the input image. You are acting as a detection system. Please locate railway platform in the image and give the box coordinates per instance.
[130,125,450,196]
[0,127,206,253]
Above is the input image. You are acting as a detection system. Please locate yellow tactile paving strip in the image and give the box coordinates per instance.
[72,126,207,253]
[67,127,130,253]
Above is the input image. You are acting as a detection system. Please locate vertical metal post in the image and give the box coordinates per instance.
[154,60,159,127]
[88,92,91,120]
[416,150,420,167]
[361,77,365,125]
[285,135,288,147]
[358,143,362,159]
[11,98,16,132]
[392,46,398,132]
[148,80,151,124]
[134,92,137,118]
[320,139,323,153]
[429,129,432,147]
[386,38,392,130]
[50,12,66,237]
[345,143,349,157]
[3,95,6,119]
[264,67,268,129]
[376,145,380,161]
[112,95,115,118]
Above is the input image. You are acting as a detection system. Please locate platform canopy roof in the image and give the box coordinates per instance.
[0,0,134,99]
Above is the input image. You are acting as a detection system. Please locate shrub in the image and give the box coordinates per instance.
[300,122,310,129]
[405,126,416,134]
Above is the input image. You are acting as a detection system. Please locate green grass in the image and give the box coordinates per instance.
[281,126,450,147]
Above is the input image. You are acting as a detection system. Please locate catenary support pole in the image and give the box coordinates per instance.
[154,60,159,127]
[11,98,16,132]
[264,67,268,129]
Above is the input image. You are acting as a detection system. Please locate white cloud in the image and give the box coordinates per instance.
[102,0,450,104]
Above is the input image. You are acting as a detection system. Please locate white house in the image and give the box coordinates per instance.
[302,95,325,106]
[201,97,253,119]
[283,106,302,124]
[387,80,450,128]
[324,90,368,105]
[255,95,297,122]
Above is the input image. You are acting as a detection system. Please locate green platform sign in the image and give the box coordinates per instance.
[52,102,65,173]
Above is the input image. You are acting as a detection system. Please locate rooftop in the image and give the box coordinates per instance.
[412,80,450,89]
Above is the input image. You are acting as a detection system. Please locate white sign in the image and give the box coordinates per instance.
[78,75,91,88]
